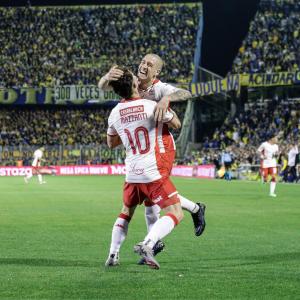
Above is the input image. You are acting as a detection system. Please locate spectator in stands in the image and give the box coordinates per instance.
[0,102,186,147]
[180,98,299,176]
[0,4,199,88]
[287,142,299,182]
[232,0,300,74]
[0,107,110,146]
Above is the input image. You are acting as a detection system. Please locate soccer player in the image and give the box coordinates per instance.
[99,54,206,244]
[257,134,279,197]
[105,68,185,269]
[24,146,46,184]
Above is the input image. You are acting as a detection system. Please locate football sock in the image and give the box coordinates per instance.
[270,181,276,194]
[109,213,131,254]
[143,214,178,249]
[38,174,43,183]
[179,195,199,213]
[145,205,160,232]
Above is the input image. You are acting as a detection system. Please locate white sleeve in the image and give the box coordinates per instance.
[107,112,118,136]
[159,83,181,98]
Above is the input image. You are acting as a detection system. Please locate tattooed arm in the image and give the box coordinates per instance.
[154,88,192,122]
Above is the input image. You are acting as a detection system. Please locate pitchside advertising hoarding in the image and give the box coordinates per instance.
[0,164,215,178]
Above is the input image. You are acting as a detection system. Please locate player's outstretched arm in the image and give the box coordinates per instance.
[168,89,192,103]
[154,89,192,122]
[107,134,122,149]
[98,66,124,91]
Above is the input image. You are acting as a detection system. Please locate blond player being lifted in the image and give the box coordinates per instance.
[99,54,206,263]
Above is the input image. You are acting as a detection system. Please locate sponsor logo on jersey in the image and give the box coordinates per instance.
[120,105,144,116]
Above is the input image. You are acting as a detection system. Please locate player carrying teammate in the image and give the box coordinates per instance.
[99,54,206,245]
[105,68,184,269]
[24,147,47,184]
[257,134,279,197]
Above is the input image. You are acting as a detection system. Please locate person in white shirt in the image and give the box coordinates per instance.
[257,135,279,197]
[105,67,184,269]
[287,143,299,182]
[99,54,206,257]
[24,147,46,184]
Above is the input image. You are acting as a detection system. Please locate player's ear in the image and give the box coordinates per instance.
[156,69,161,76]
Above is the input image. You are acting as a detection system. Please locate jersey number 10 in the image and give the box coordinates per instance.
[124,126,150,155]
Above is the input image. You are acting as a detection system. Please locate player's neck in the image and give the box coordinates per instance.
[139,77,158,91]
[130,91,140,99]
[139,80,152,90]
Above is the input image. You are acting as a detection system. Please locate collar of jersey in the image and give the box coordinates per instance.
[121,97,142,103]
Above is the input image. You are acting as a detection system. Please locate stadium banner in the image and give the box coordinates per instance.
[189,74,241,96]
[0,164,215,178]
[0,86,120,105]
[53,85,120,104]
[242,71,300,87]
[189,71,300,97]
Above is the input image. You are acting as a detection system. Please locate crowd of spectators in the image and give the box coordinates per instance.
[0,107,110,146]
[0,102,186,147]
[180,98,300,170]
[232,0,300,74]
[0,3,199,88]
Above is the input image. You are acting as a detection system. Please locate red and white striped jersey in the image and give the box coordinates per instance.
[138,79,180,102]
[107,98,176,183]
[257,142,279,168]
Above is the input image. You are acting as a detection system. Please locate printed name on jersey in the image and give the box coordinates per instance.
[120,105,144,116]
[121,113,148,124]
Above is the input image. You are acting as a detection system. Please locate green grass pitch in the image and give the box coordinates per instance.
[0,176,299,299]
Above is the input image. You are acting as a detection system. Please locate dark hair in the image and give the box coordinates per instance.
[267,132,276,140]
[110,67,133,99]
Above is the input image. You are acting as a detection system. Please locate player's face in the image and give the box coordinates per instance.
[138,55,159,82]
[270,136,278,144]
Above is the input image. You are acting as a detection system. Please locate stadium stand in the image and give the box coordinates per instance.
[0,102,186,147]
[0,107,109,146]
[0,4,199,88]
[185,98,299,166]
[183,0,300,175]
[232,0,300,74]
